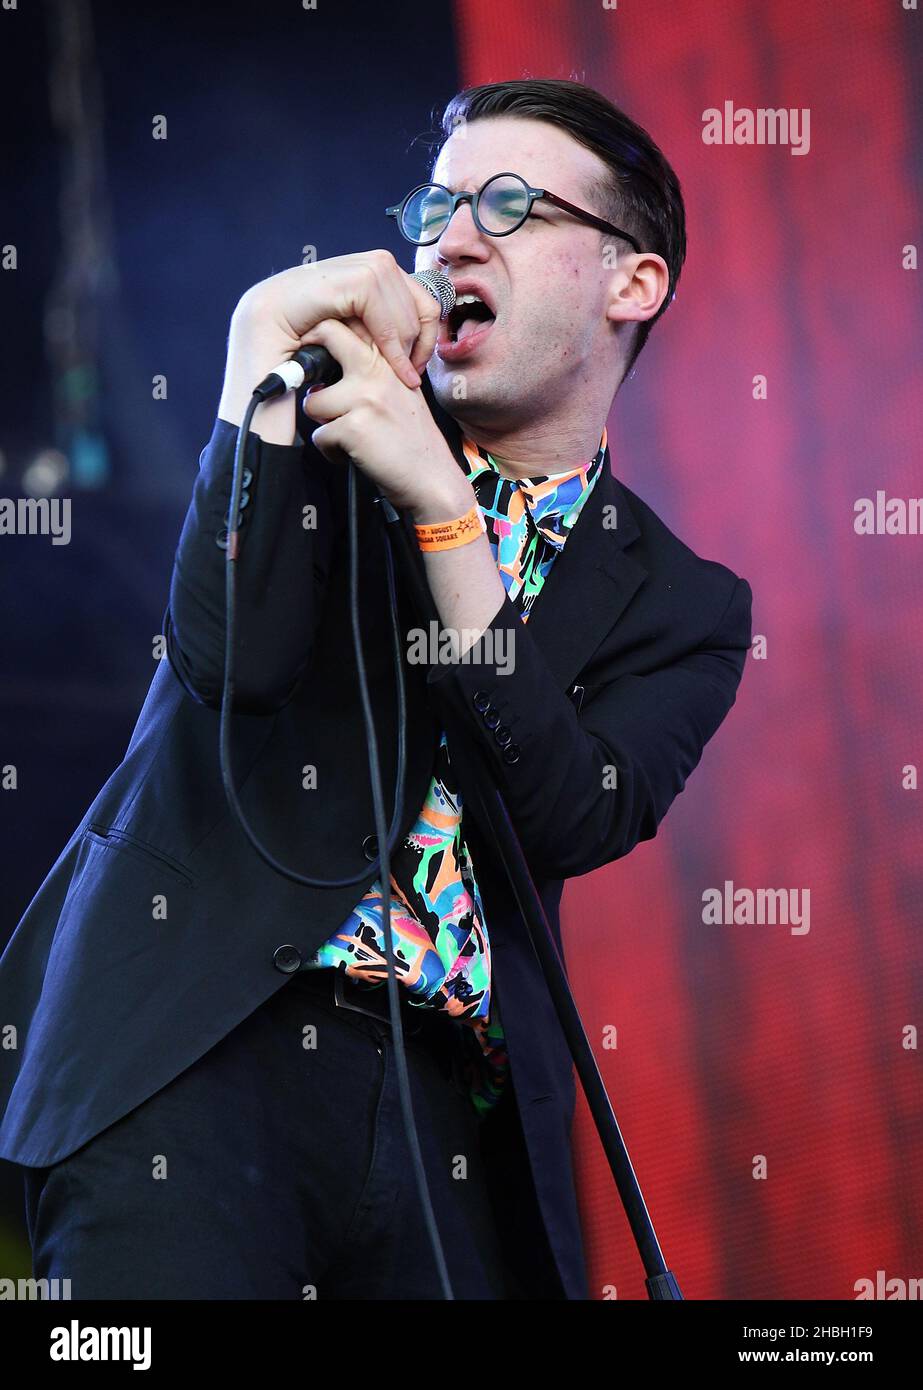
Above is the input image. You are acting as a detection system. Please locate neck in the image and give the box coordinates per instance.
[421,365,614,481]
[463,420,606,480]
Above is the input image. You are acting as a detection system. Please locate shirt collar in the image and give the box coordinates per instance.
[460,427,609,538]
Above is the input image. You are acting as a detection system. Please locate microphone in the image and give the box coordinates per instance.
[253,268,457,400]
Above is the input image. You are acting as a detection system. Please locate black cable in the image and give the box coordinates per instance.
[219,392,454,1300]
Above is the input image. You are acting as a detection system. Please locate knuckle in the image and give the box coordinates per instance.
[340,263,377,311]
[234,286,272,322]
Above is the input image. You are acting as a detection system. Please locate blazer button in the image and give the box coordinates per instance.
[362,834,378,860]
[273,944,302,973]
[483,709,500,730]
[472,691,491,713]
[215,526,229,549]
[494,724,512,747]
[502,743,521,765]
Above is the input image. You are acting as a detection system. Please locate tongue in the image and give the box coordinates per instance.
[457,314,493,342]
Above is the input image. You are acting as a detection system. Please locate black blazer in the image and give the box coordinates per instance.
[0,373,753,1299]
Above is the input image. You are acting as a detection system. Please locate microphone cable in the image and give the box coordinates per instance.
[218,354,456,1300]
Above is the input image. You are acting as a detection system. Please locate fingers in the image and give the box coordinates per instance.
[300,318,380,422]
[301,319,371,418]
[301,316,375,368]
[351,255,423,388]
[295,252,435,390]
[407,277,443,377]
[343,315,373,347]
[236,253,436,394]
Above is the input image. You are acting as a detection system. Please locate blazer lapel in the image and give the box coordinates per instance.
[407,372,648,692]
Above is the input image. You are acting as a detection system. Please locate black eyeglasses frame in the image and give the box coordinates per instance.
[385,171,643,253]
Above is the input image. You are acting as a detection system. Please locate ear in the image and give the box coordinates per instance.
[604,249,671,327]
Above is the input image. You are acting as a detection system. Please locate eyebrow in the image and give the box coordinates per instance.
[432,175,553,199]
[433,179,479,193]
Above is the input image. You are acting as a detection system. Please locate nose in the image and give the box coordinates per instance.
[431,197,490,266]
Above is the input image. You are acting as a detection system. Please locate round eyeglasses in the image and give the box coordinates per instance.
[385,171,643,252]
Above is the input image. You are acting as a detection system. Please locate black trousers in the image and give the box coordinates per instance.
[22,967,530,1299]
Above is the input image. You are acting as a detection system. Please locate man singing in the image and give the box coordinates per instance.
[0,78,752,1300]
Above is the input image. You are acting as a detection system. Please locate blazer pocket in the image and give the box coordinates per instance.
[567,683,585,712]
[84,823,196,888]
[568,681,605,713]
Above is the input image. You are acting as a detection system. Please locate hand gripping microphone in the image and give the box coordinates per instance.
[252,268,457,400]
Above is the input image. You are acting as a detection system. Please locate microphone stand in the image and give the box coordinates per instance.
[378,495,683,1302]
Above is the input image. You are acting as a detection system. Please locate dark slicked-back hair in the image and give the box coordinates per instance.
[434,77,687,379]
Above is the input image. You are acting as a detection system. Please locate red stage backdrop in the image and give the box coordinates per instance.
[452,0,923,1299]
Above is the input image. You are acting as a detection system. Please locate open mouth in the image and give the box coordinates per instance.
[445,293,497,344]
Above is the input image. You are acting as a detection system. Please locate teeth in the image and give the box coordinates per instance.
[446,290,494,345]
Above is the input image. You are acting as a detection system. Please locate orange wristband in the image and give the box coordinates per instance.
[414,503,487,552]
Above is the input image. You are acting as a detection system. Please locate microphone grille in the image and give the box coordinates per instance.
[412,268,456,320]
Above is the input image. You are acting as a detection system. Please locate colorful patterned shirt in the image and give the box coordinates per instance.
[300,426,608,1118]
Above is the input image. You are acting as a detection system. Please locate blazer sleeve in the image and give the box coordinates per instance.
[423,574,753,879]
[165,416,340,714]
